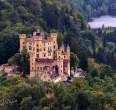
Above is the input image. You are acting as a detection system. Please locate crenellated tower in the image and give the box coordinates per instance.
[19,34,26,53]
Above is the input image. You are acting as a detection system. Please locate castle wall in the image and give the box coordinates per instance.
[20,31,70,81]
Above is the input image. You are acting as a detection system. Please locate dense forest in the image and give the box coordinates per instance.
[0,0,116,110]
[0,0,86,65]
[0,61,116,110]
[71,0,116,18]
[0,0,115,70]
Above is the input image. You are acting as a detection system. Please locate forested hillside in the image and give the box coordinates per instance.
[0,0,86,63]
[0,0,115,70]
[0,67,116,110]
[0,1,116,110]
[71,0,116,18]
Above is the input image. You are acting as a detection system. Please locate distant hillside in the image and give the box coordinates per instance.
[0,0,87,64]
[109,0,116,16]
[71,0,116,18]
[0,0,115,70]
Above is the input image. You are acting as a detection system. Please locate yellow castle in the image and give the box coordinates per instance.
[19,30,70,81]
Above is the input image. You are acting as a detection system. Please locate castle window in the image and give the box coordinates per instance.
[37,54,39,58]
[37,49,39,52]
[43,53,46,57]
[32,67,33,70]
[54,46,56,49]
[43,67,47,71]
[40,67,42,71]
[37,67,39,70]
[44,48,46,51]
[29,46,32,50]
[40,48,42,51]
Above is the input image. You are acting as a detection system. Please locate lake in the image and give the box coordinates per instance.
[88,15,116,29]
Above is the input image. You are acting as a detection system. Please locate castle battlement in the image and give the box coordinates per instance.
[19,31,70,82]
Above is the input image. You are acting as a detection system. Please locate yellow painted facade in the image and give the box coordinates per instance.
[19,31,70,81]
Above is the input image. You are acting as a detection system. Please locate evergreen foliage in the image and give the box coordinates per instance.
[0,67,115,110]
[71,0,116,18]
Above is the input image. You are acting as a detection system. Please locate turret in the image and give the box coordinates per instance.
[19,34,26,53]
[66,45,70,76]
[67,45,70,59]
[50,32,58,50]
[50,32,58,38]
[60,43,65,52]
[61,43,65,49]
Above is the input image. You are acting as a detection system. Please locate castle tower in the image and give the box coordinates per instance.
[19,34,26,52]
[50,32,58,51]
[67,45,70,76]
[60,43,65,52]
[67,45,70,59]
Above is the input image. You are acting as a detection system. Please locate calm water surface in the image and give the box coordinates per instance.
[88,16,116,29]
